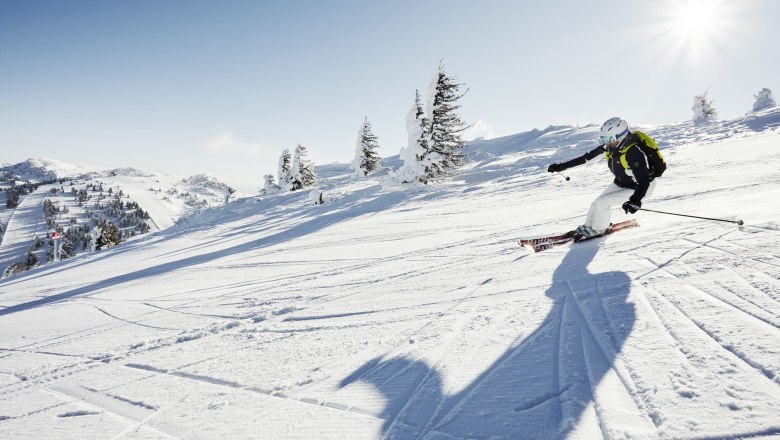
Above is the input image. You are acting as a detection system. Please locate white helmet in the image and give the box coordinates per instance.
[599,117,629,146]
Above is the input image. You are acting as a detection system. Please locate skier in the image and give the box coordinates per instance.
[546,117,666,239]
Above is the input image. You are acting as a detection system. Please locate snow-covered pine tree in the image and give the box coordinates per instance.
[89,227,101,252]
[6,190,19,208]
[105,222,119,247]
[224,186,235,204]
[96,222,120,250]
[424,62,469,179]
[60,236,73,260]
[277,149,293,191]
[350,117,382,177]
[692,91,717,125]
[397,90,440,184]
[25,249,38,268]
[752,88,776,112]
[291,144,316,191]
[262,174,279,194]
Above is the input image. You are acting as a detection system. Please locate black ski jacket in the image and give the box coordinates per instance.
[559,132,661,203]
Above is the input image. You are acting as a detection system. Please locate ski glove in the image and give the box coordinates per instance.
[622,200,641,214]
[547,163,565,173]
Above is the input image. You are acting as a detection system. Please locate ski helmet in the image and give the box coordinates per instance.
[599,117,629,146]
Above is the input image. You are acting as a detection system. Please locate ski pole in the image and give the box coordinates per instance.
[638,208,744,226]
[556,171,570,182]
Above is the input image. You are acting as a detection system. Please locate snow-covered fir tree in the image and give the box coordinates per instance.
[396,90,440,184]
[397,64,469,184]
[25,249,38,268]
[224,186,236,204]
[96,222,120,250]
[291,144,316,191]
[752,88,776,112]
[89,227,101,252]
[692,91,717,125]
[425,63,469,178]
[262,174,279,194]
[277,149,293,191]
[350,118,382,177]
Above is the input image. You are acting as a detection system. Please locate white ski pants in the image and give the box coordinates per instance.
[584,180,657,233]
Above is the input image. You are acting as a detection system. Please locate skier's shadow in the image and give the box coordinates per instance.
[340,240,635,439]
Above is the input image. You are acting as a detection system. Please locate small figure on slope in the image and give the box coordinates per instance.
[547,117,666,239]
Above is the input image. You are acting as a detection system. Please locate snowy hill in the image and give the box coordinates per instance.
[0,159,242,206]
[0,158,110,182]
[1,110,779,439]
[0,160,247,279]
[0,158,243,219]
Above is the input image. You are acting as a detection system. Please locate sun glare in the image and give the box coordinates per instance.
[650,0,741,66]
[671,0,719,41]
[674,1,715,36]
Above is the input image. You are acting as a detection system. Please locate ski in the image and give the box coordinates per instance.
[518,220,639,253]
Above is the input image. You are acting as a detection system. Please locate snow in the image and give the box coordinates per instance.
[0,165,246,275]
[1,109,780,439]
[350,122,367,178]
[396,101,429,184]
[0,158,108,182]
[0,188,49,274]
[753,88,776,113]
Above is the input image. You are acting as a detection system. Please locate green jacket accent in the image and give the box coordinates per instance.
[606,131,667,178]
[559,130,667,203]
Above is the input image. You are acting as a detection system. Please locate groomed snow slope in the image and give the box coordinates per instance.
[1,111,780,439]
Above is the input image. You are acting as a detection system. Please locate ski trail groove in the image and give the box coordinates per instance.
[682,237,780,269]
[94,306,176,330]
[645,276,778,382]
[424,316,560,436]
[45,385,179,439]
[121,362,387,423]
[579,326,610,440]
[379,313,479,437]
[565,280,658,430]
[641,257,780,330]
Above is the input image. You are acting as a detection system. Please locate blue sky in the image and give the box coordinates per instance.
[1,0,778,191]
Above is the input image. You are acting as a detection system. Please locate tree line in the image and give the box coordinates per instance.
[3,181,41,209]
[3,184,152,278]
[261,63,471,194]
[262,144,317,194]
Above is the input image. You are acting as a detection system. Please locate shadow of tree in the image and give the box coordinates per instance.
[340,241,635,439]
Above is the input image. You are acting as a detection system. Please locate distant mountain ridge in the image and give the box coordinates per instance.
[0,158,107,182]
[0,158,242,198]
[0,158,148,182]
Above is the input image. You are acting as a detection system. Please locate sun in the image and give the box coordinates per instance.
[647,0,741,66]
[670,0,721,42]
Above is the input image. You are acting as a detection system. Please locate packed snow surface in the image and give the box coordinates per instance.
[1,110,780,439]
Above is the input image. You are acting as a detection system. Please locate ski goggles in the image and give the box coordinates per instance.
[600,134,618,145]
[599,128,628,146]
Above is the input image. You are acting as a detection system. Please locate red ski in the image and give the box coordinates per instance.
[518,220,639,253]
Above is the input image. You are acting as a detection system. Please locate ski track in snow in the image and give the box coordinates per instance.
[1,112,780,438]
